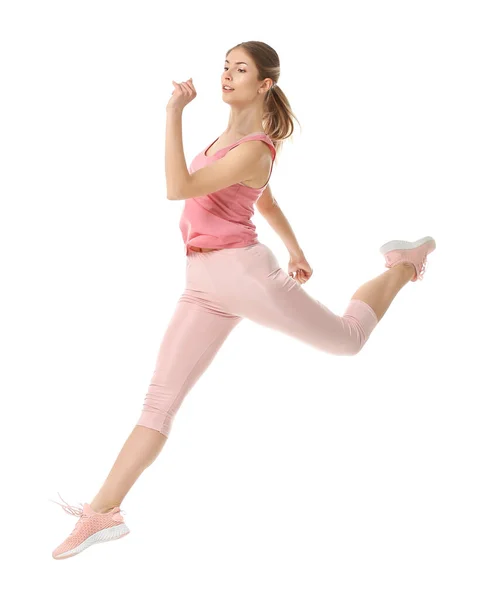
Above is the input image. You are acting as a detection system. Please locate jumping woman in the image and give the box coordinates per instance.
[51,41,436,559]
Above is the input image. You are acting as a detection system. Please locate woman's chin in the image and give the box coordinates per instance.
[221,90,236,102]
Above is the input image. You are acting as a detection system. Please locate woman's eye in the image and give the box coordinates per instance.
[223,67,245,73]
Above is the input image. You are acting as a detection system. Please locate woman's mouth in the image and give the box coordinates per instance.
[223,86,234,93]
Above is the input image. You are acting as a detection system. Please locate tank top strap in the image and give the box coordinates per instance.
[228,132,276,162]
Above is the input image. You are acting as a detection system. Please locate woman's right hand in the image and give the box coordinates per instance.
[288,254,313,284]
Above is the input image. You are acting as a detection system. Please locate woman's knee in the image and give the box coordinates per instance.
[331,317,369,356]
[330,339,362,356]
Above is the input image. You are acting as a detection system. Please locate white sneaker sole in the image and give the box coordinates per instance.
[379,236,435,255]
[53,523,130,560]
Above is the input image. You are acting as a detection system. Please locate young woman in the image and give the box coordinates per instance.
[51,41,436,559]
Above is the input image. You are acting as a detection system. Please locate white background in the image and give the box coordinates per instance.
[1,1,475,598]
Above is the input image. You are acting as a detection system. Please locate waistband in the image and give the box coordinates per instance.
[188,245,217,253]
[187,242,262,256]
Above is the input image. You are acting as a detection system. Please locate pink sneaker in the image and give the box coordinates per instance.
[50,492,130,560]
[379,236,436,282]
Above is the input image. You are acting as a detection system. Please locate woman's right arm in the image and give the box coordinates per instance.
[256,187,304,260]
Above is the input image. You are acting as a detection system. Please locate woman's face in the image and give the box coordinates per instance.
[222,50,263,102]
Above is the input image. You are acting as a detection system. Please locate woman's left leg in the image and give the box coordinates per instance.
[203,243,411,357]
[351,262,415,322]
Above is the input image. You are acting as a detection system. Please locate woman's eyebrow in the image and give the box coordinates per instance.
[225,60,248,65]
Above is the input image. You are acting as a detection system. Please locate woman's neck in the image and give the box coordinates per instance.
[224,126,265,137]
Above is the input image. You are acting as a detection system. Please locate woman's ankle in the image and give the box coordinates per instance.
[393,261,415,277]
[89,502,117,514]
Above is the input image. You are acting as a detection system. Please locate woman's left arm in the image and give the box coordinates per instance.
[165,107,191,200]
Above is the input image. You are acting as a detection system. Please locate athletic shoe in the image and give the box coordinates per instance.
[50,492,130,560]
[379,236,436,282]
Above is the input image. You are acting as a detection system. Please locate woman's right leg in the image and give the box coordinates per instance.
[89,426,167,513]
[90,288,242,513]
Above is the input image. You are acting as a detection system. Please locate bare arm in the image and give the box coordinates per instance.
[165,108,190,200]
[256,186,304,259]
[165,107,269,200]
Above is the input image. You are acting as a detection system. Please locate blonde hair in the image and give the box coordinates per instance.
[226,41,301,158]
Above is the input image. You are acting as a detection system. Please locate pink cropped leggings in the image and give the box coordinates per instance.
[136,242,379,437]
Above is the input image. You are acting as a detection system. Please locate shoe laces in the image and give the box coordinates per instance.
[49,491,127,518]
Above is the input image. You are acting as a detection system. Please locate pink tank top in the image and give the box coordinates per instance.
[179,132,276,255]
